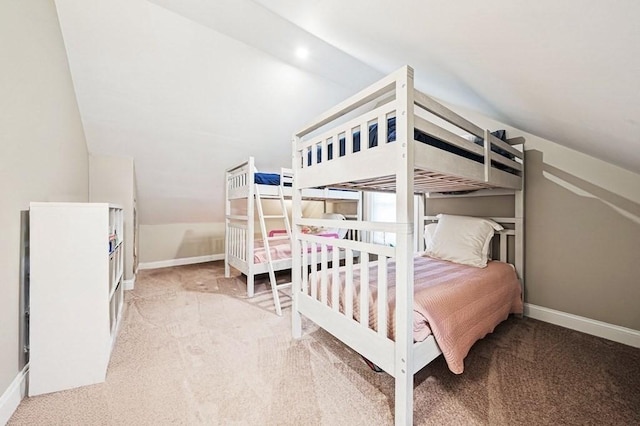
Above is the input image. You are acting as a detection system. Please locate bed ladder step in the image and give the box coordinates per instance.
[254,183,292,316]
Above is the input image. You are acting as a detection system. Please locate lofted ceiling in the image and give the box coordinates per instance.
[54,0,640,224]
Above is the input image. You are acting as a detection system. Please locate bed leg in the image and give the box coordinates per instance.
[247,274,254,298]
[292,308,302,339]
[395,369,413,426]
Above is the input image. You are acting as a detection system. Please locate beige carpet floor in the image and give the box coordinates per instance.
[9,261,640,425]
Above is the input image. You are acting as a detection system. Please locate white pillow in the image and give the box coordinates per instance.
[321,213,348,239]
[424,223,438,250]
[425,214,503,268]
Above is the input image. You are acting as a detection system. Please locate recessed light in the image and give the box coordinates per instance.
[295,47,309,60]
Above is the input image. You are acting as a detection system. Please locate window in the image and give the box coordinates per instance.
[369,192,397,246]
[367,192,424,250]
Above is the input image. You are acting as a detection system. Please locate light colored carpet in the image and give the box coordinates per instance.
[9,261,640,425]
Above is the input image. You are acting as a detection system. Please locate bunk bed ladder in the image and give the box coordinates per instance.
[254,184,292,316]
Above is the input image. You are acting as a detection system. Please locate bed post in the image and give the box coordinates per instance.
[394,65,416,426]
[247,157,256,297]
[224,168,231,278]
[291,136,303,339]
[515,149,525,303]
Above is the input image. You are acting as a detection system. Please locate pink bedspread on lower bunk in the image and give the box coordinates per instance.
[253,234,339,264]
[253,239,293,264]
[321,255,523,374]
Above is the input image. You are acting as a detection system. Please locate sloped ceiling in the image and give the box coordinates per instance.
[253,0,640,172]
[54,0,640,225]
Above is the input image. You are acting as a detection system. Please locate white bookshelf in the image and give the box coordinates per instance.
[29,202,124,396]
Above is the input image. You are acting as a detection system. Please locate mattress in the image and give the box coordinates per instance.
[254,172,294,186]
[311,255,523,374]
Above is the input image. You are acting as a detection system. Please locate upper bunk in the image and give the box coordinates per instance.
[225,157,361,202]
[292,66,524,195]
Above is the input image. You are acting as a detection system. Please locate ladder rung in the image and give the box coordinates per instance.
[275,282,292,289]
[263,215,286,219]
[268,236,290,241]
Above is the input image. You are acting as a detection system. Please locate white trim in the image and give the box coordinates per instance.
[138,254,224,270]
[524,303,640,348]
[123,275,135,291]
[0,364,29,425]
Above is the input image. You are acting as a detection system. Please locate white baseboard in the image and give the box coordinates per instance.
[123,275,135,291]
[138,254,224,271]
[0,364,29,425]
[524,303,640,348]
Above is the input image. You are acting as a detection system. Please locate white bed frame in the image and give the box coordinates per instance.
[224,157,361,298]
[290,66,524,425]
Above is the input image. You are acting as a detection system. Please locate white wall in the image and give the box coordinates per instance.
[53,0,369,266]
[89,155,137,281]
[0,0,88,409]
[139,223,225,264]
[54,0,362,226]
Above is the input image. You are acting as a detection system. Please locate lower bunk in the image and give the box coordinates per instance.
[226,217,358,315]
[291,214,523,424]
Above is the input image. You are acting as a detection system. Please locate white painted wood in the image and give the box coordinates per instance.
[359,253,370,326]
[487,132,524,159]
[344,249,354,320]
[525,304,640,348]
[0,364,29,426]
[414,115,484,156]
[393,66,416,426]
[225,156,361,299]
[484,129,492,182]
[29,202,124,396]
[515,151,525,299]
[139,254,224,270]
[425,188,517,198]
[297,295,396,373]
[290,66,526,426]
[254,183,290,316]
[291,141,304,338]
[413,89,484,139]
[377,257,388,338]
[411,337,442,374]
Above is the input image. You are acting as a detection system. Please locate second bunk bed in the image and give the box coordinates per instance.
[224,157,361,315]
[290,66,525,425]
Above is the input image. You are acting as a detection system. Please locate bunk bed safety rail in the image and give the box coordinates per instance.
[294,219,410,373]
[280,167,293,187]
[226,221,248,264]
[412,90,524,172]
[226,158,254,200]
[293,66,524,192]
[298,102,398,169]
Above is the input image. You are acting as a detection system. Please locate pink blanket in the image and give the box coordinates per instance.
[253,234,339,264]
[317,255,522,374]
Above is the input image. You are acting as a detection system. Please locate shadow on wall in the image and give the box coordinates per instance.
[541,158,640,225]
[176,229,225,259]
[526,150,640,330]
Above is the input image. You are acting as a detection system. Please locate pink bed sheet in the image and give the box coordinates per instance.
[253,234,339,264]
[315,255,523,374]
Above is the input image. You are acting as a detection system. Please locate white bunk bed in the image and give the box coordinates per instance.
[224,157,361,307]
[290,66,525,425]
